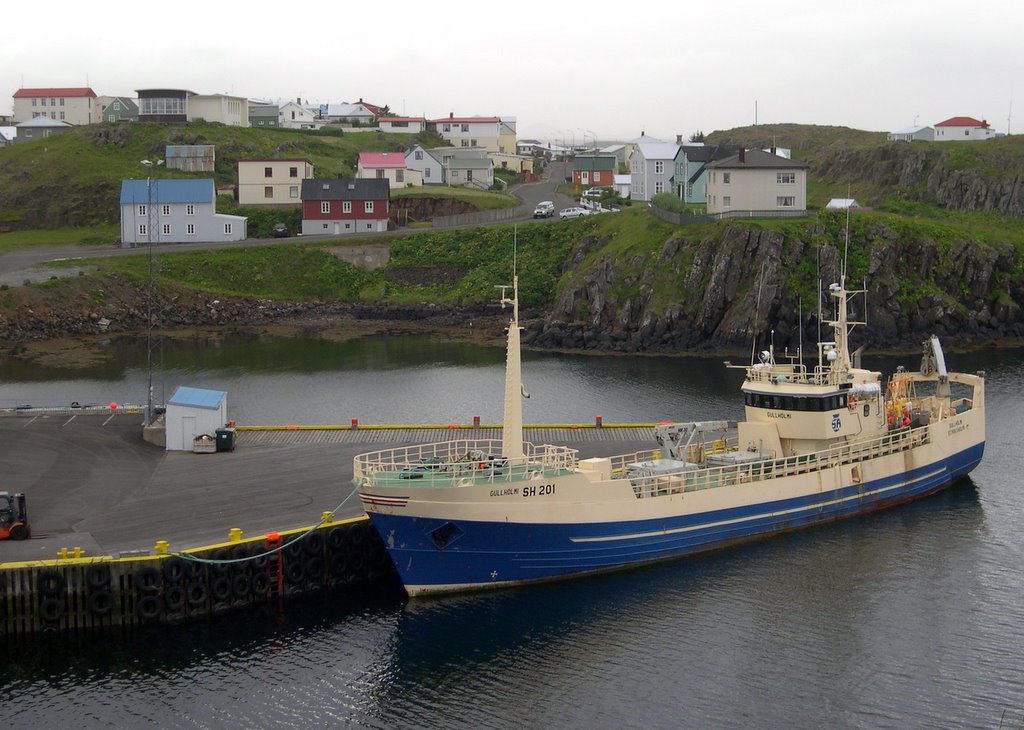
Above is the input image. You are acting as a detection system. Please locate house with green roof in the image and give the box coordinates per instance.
[572,155,615,189]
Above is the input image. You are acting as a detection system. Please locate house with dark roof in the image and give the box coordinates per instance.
[704,149,809,217]
[572,155,616,189]
[673,144,738,204]
[934,116,995,141]
[12,87,98,124]
[300,178,390,235]
[119,179,246,245]
[100,97,139,123]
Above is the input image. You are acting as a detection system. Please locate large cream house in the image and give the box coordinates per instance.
[12,87,98,125]
[705,149,808,216]
[237,159,314,206]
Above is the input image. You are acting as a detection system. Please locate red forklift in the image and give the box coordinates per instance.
[0,492,30,540]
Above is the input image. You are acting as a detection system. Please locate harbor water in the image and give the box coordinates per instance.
[1,333,1022,728]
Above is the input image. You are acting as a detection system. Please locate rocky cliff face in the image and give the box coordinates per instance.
[812,143,1024,217]
[524,223,1022,353]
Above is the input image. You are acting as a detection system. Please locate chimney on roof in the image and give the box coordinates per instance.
[770,145,776,155]
[739,148,745,163]
[296,97,300,104]
[450,112,454,119]
[676,134,682,144]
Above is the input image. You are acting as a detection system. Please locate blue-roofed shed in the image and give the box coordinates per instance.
[165,386,228,451]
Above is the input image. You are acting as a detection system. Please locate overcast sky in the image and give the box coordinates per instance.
[4,0,1020,141]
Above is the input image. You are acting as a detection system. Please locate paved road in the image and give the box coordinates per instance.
[0,162,578,287]
[0,413,654,562]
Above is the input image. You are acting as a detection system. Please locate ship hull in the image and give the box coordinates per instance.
[364,422,984,596]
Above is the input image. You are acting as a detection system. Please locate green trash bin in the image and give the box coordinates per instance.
[215,427,236,452]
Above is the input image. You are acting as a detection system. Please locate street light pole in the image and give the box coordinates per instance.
[141,160,154,426]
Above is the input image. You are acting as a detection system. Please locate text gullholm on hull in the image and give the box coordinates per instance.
[354,262,986,597]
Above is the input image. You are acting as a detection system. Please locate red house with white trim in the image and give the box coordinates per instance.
[300,178,390,235]
[571,155,616,188]
[934,116,995,142]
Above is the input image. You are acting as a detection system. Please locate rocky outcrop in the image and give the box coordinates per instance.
[389,197,477,223]
[524,223,1023,353]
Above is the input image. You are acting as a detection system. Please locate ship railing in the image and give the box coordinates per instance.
[354,439,578,485]
[744,363,841,387]
[625,424,931,499]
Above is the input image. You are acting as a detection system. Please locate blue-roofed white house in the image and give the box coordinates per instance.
[119,179,247,246]
[629,140,679,200]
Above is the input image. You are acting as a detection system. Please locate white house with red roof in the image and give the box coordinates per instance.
[356,151,422,187]
[934,116,995,142]
[378,116,426,134]
[12,87,98,125]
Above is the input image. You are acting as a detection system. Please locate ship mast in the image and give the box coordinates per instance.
[499,273,524,460]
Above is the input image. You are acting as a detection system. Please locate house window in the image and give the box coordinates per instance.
[50,98,55,106]
[60,98,65,106]
[655,181,664,194]
[965,130,970,136]
[50,112,56,119]
[366,223,373,230]
[777,172,795,184]
[471,139,477,146]
[224,223,233,234]
[321,201,331,214]
[345,223,351,229]
[113,102,120,111]
[461,124,469,132]
[138,205,147,216]
[396,169,404,182]
[365,201,374,213]
[343,201,351,213]
[442,124,451,132]
[686,182,693,197]
[289,167,298,178]
[323,223,329,230]
[289,186,298,198]
[723,172,731,184]
[723,196,731,207]
[186,204,195,216]
[461,140,469,147]
[32,99,36,106]
[265,186,273,199]
[162,205,170,216]
[162,223,171,235]
[777,196,795,207]
[138,224,147,236]
[187,223,195,235]
[108,115,115,122]
[60,111,65,120]
[655,161,664,174]
[415,151,423,160]
[264,167,273,178]
[425,168,431,179]
[376,169,385,178]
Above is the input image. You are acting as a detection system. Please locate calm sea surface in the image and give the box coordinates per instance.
[1,334,1022,728]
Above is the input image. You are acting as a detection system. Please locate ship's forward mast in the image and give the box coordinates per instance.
[821,276,866,378]
[497,274,524,460]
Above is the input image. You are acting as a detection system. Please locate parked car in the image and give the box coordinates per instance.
[533,201,555,218]
[559,207,589,219]
[272,222,289,238]
[582,187,610,199]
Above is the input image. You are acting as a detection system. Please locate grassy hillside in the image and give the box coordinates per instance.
[0,122,515,230]
[708,124,1024,211]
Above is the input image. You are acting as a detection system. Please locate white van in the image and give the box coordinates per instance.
[533,201,555,218]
